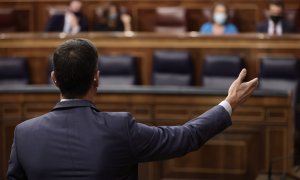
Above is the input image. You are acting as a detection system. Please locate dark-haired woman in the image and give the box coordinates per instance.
[200,2,238,35]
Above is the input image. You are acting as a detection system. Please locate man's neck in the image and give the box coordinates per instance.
[60,88,96,103]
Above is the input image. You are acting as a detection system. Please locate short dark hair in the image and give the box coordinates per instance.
[269,0,284,8]
[211,2,230,24]
[69,0,80,5]
[53,39,98,99]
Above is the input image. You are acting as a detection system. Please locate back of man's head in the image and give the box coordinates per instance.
[53,39,98,99]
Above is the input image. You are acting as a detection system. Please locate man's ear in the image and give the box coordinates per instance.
[51,71,59,88]
[93,70,100,88]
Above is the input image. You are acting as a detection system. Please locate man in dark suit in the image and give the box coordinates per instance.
[7,39,258,179]
[257,0,296,35]
[45,0,88,34]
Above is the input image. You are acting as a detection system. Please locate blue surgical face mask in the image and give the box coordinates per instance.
[213,12,227,25]
[108,13,118,21]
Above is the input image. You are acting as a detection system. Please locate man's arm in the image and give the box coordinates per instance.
[7,127,27,180]
[128,105,231,162]
[128,69,258,162]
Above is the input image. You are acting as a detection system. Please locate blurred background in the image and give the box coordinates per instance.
[1,0,300,179]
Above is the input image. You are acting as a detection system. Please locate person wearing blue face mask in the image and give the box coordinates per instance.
[95,2,132,32]
[199,2,238,35]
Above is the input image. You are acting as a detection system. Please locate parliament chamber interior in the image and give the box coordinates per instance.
[1,0,300,179]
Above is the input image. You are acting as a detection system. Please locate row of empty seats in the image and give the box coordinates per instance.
[100,52,299,96]
[0,53,298,93]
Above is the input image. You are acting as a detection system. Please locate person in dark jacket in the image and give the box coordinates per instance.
[257,0,296,35]
[45,0,88,34]
[7,38,258,180]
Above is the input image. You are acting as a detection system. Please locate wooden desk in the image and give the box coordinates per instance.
[1,33,300,85]
[0,85,294,180]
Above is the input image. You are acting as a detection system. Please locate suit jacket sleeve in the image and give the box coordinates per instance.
[256,22,267,33]
[284,21,296,33]
[79,17,89,31]
[44,16,57,32]
[44,15,65,32]
[7,127,27,180]
[128,105,232,162]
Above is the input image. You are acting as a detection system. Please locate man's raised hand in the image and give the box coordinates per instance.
[225,69,259,110]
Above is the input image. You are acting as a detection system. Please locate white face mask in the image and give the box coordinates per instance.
[213,12,227,25]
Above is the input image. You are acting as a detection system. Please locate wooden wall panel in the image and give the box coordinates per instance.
[162,138,249,175]
[23,103,56,119]
[232,107,265,122]
[0,119,22,179]
[14,6,34,31]
[1,104,22,119]
[159,125,265,180]
[136,9,156,32]
[266,108,289,123]
[265,127,289,172]
[231,7,258,32]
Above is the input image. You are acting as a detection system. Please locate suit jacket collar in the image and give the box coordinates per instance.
[51,99,100,112]
[265,19,292,32]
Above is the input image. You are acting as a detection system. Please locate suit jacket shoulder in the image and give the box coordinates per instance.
[282,20,296,33]
[256,20,268,32]
[44,14,65,32]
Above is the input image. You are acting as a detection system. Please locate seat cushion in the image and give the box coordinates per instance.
[98,55,137,85]
[260,57,298,80]
[204,55,243,77]
[153,50,192,74]
[153,50,193,85]
[153,73,191,86]
[0,58,29,84]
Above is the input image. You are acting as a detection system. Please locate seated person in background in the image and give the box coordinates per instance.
[200,2,238,35]
[95,3,131,32]
[256,0,296,35]
[45,0,88,34]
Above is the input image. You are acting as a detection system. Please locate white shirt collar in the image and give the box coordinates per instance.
[60,99,81,102]
[268,19,282,35]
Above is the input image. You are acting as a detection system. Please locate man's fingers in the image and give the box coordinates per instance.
[246,78,259,87]
[237,68,247,83]
[244,78,259,96]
